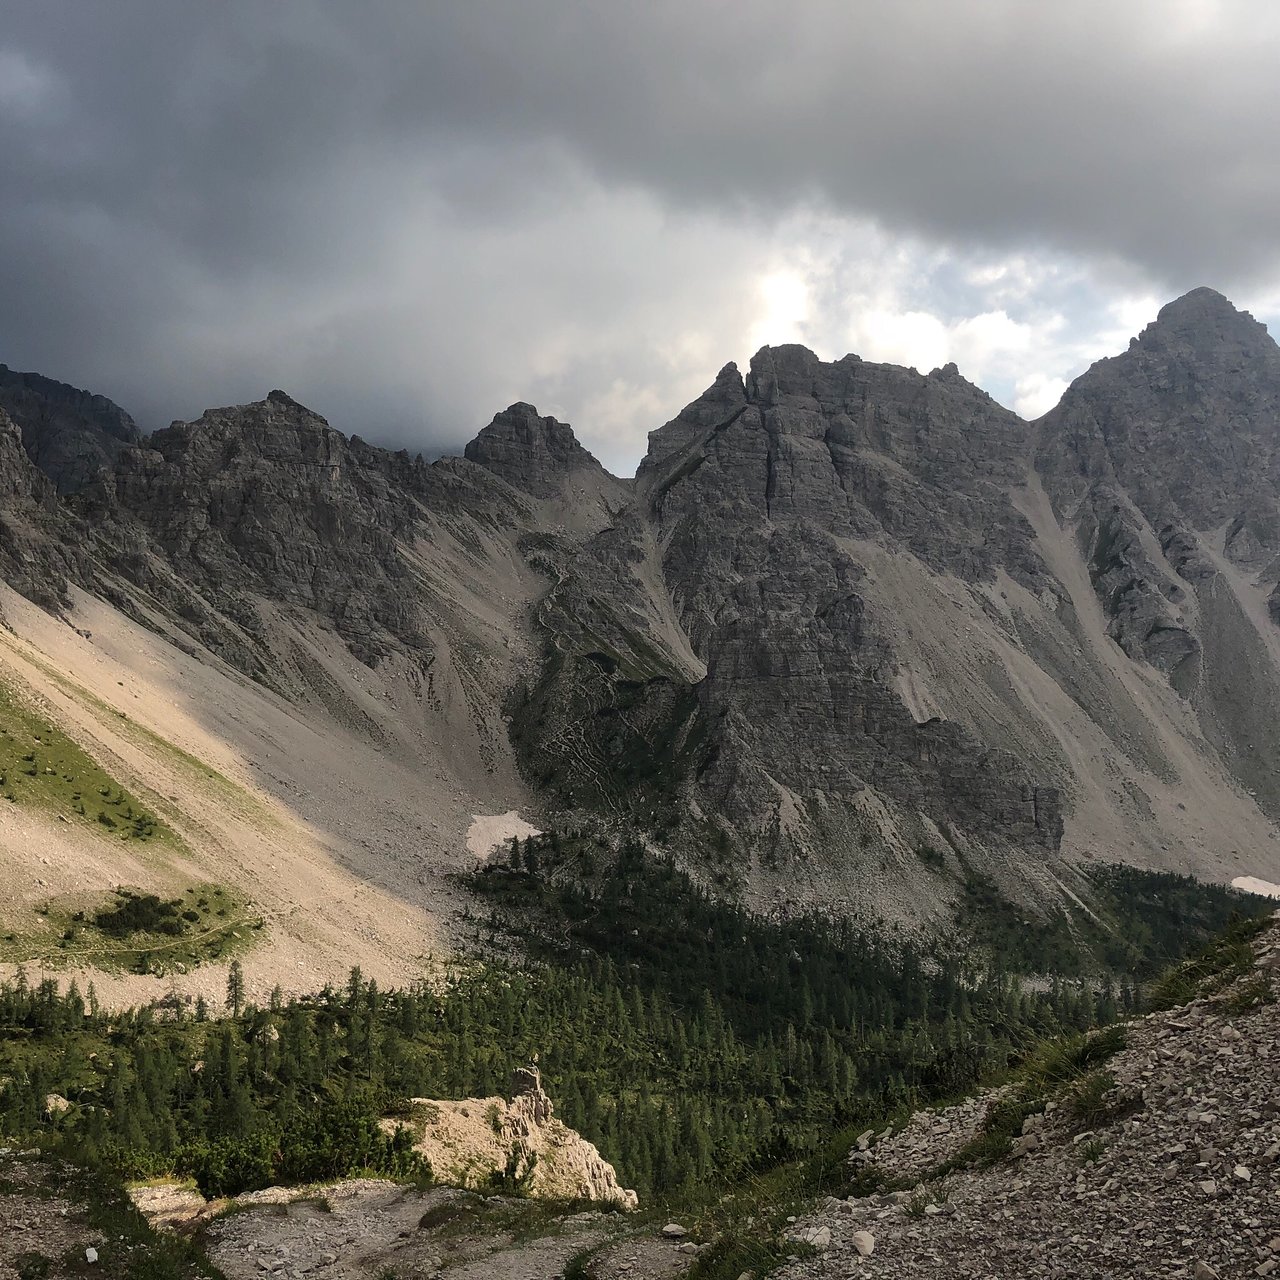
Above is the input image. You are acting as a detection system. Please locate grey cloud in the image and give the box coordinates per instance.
[1,1,1277,467]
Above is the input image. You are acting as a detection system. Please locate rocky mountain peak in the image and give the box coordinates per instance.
[1133,285,1276,360]
[744,342,823,402]
[1036,286,1280,524]
[265,388,312,412]
[141,392,341,474]
[464,402,608,498]
[0,362,140,494]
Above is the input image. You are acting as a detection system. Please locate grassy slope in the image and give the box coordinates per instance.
[0,676,176,845]
[0,884,262,974]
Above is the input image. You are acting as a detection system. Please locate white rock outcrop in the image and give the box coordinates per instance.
[392,1065,638,1210]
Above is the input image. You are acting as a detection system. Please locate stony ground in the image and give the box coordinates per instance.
[198,1182,698,1280]
[0,1148,218,1280]
[779,914,1280,1280]
[1,1162,702,1280]
[0,1152,99,1279]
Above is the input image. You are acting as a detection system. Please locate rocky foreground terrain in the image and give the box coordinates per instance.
[0,1160,696,1280]
[192,1183,691,1280]
[780,911,1280,1280]
[4,914,1275,1279]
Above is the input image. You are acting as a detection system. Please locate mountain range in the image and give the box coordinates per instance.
[2,286,1279,999]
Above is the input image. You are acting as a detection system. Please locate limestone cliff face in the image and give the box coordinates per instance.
[513,346,1067,910]
[0,407,83,612]
[642,345,1060,847]
[465,402,606,499]
[1037,289,1280,527]
[71,390,554,701]
[1037,289,1280,821]
[0,364,139,495]
[398,1067,638,1209]
[80,390,443,674]
[3,289,1280,922]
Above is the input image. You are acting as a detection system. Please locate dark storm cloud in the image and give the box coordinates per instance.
[1,1,1277,466]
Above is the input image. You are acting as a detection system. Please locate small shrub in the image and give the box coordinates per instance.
[1066,1071,1137,1130]
[1147,916,1269,1011]
[564,1245,599,1280]
[914,844,946,870]
[488,1144,538,1195]
[845,1163,891,1199]
[1025,1025,1127,1087]
[906,1190,932,1218]
[934,1091,1044,1174]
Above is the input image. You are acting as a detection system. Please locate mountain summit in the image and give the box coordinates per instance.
[0,289,1278,985]
[465,402,611,499]
[1139,284,1275,353]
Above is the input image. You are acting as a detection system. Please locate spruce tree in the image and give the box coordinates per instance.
[226,959,245,1017]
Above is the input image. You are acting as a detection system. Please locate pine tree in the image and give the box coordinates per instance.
[226,960,245,1017]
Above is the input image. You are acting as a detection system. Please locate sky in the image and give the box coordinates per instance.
[2,1,1280,475]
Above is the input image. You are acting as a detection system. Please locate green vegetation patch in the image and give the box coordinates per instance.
[1022,1023,1128,1087]
[0,677,177,845]
[1146,913,1272,1011]
[7,641,276,831]
[956,862,1273,978]
[0,884,262,974]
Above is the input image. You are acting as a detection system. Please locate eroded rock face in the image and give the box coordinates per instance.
[1037,288,1280,819]
[1037,289,1280,679]
[74,389,536,685]
[1038,288,1280,529]
[0,407,83,611]
[465,402,608,499]
[1075,488,1201,694]
[399,1069,639,1210]
[83,391,429,671]
[0,364,139,495]
[516,345,1065,891]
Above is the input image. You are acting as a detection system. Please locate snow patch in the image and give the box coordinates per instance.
[466,810,541,860]
[1233,875,1280,900]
